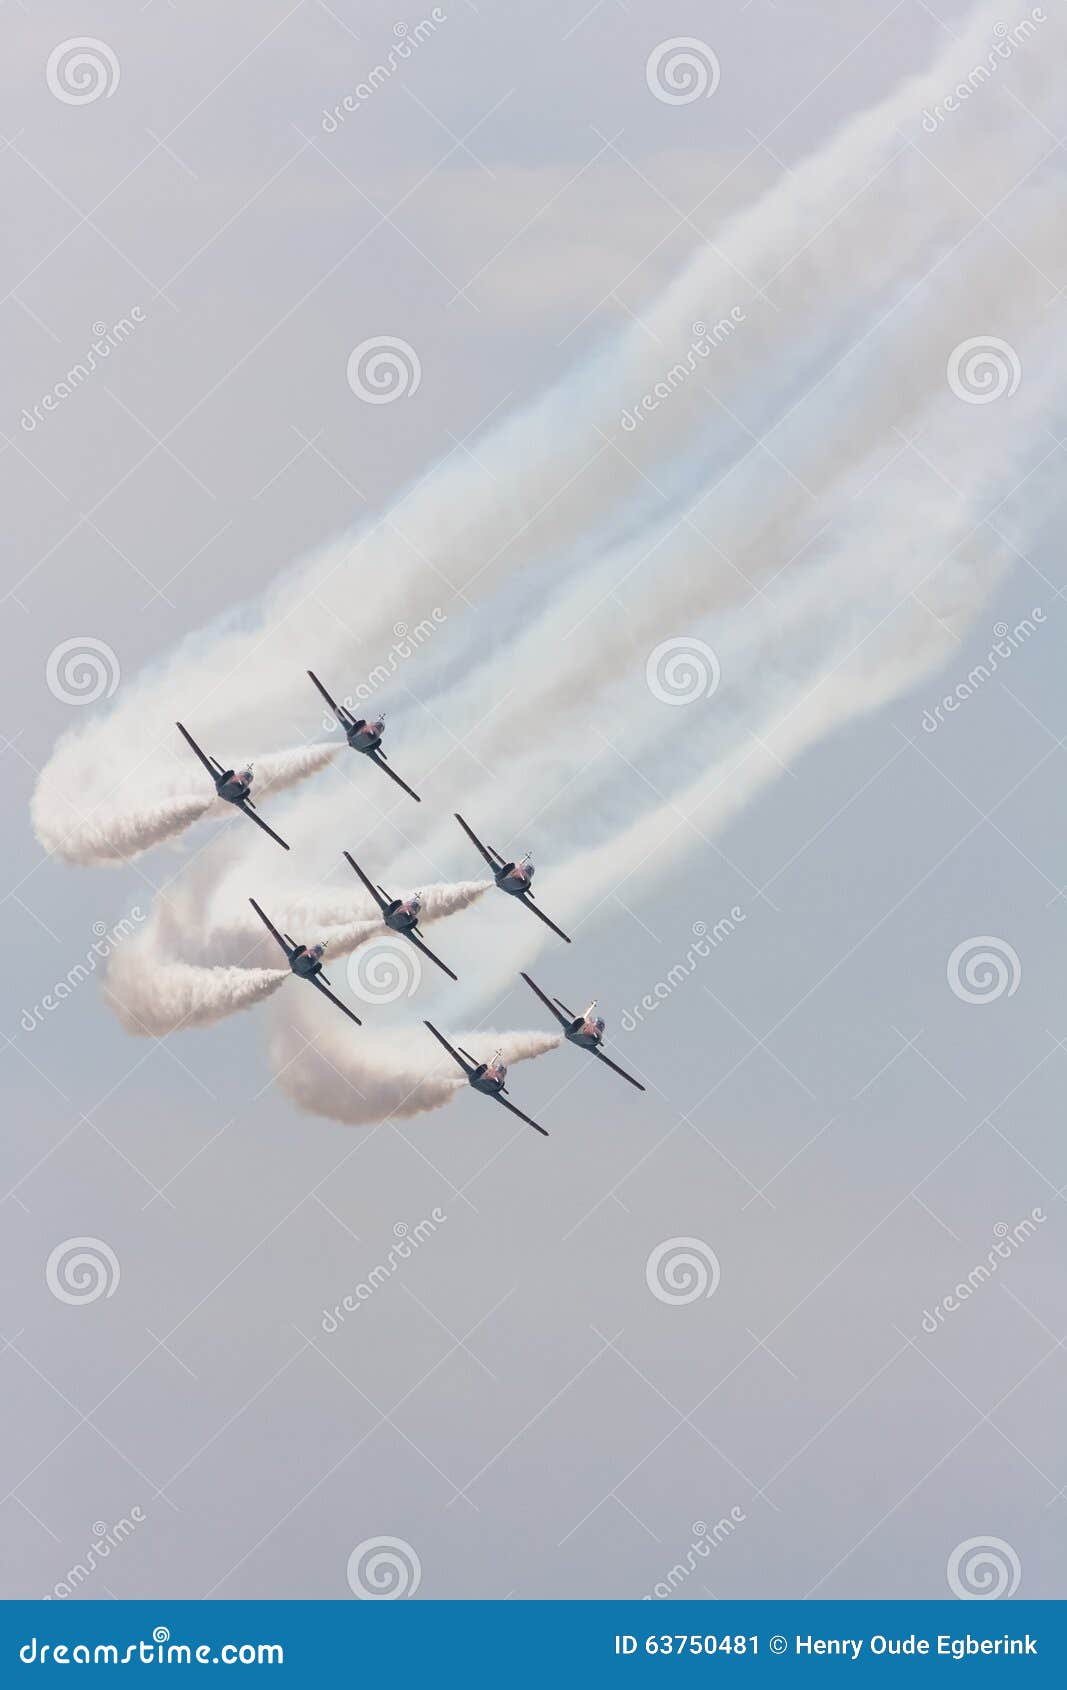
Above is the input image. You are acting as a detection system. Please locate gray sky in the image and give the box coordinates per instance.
[2,0,1065,1603]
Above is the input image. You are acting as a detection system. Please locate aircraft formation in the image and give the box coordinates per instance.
[176,668,646,1137]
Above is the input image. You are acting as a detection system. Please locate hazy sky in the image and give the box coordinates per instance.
[2,0,1065,1603]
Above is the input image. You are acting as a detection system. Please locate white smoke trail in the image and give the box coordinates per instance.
[104,961,288,1036]
[106,209,1066,1083]
[34,739,339,865]
[374,298,1065,1022]
[99,864,490,1035]
[451,398,1065,1003]
[34,793,214,866]
[195,163,1064,902]
[296,0,1058,630]
[33,4,1067,1127]
[270,347,1040,1076]
[235,877,489,941]
[29,0,1057,812]
[381,193,1063,842]
[270,1023,561,1126]
[103,908,364,1038]
[251,742,341,795]
[424,159,1064,753]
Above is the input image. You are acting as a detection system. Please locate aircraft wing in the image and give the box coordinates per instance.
[519,972,570,1029]
[423,1020,474,1076]
[454,812,503,868]
[492,1092,549,1138]
[406,928,458,983]
[366,749,421,803]
[310,975,363,1026]
[342,852,388,913]
[236,801,290,851]
[307,668,351,724]
[592,1048,646,1092]
[176,721,219,780]
[248,898,292,959]
[518,893,571,944]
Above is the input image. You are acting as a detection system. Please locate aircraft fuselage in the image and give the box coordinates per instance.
[346,717,385,753]
[470,1061,507,1096]
[384,897,420,933]
[290,942,327,979]
[216,769,252,803]
[495,859,533,895]
[567,1018,605,1050]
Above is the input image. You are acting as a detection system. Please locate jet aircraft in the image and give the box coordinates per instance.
[249,898,362,1025]
[307,670,420,801]
[423,1021,548,1136]
[343,852,458,982]
[176,722,289,850]
[454,813,570,943]
[520,972,645,1091]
